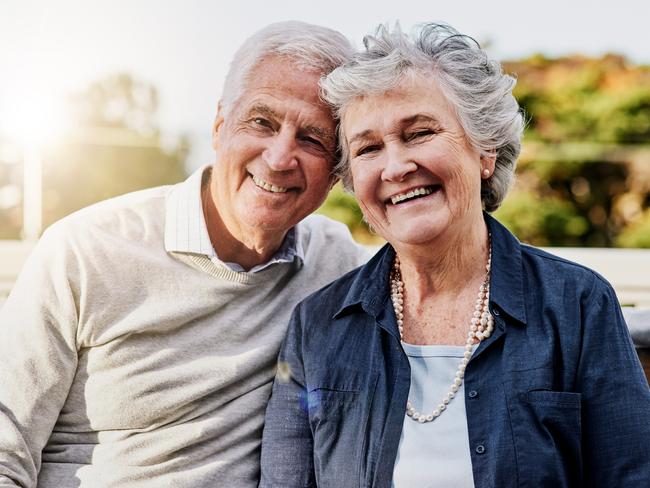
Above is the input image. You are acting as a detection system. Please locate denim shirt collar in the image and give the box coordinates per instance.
[487,213,527,325]
[334,213,527,328]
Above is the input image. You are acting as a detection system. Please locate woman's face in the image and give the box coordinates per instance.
[343,75,492,248]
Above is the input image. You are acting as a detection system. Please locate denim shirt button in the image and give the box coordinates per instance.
[468,390,478,399]
[475,444,486,454]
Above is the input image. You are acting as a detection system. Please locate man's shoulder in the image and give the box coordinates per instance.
[41,185,173,254]
[299,214,352,238]
[298,214,372,267]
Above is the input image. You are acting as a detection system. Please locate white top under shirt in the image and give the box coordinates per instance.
[164,165,303,272]
[392,344,476,488]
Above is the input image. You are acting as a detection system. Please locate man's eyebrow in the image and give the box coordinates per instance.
[245,104,334,143]
[246,104,279,119]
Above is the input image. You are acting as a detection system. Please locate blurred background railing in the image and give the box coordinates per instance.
[2,241,649,306]
[1,240,648,379]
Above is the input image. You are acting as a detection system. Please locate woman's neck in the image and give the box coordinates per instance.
[394,216,490,300]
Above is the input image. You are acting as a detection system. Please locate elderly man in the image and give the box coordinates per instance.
[0,22,368,487]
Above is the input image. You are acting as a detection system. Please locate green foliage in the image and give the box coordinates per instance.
[507,54,650,144]
[617,210,650,247]
[317,184,381,244]
[494,191,590,246]
[67,73,159,134]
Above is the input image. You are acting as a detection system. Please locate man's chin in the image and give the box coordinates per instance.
[241,213,302,233]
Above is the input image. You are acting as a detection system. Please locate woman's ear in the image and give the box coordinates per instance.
[480,149,497,179]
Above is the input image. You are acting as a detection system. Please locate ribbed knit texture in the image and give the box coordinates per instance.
[0,183,369,488]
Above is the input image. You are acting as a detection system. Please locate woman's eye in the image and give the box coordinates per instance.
[407,129,433,141]
[355,145,380,157]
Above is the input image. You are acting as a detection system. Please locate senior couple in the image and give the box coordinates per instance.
[1,20,648,488]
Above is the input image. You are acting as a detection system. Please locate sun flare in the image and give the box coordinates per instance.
[1,91,69,149]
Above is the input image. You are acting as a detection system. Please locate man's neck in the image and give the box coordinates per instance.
[201,176,288,272]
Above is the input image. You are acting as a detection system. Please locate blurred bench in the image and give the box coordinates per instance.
[624,308,650,382]
[0,240,33,300]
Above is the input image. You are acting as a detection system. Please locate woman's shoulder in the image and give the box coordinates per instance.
[519,244,615,300]
[298,263,368,312]
[295,245,390,324]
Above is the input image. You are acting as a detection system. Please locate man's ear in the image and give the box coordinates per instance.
[327,174,340,191]
[212,101,225,151]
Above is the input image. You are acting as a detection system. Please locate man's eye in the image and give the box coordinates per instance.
[301,136,324,148]
[253,117,273,128]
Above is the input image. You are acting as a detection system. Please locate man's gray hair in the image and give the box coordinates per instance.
[221,21,354,116]
[320,23,524,212]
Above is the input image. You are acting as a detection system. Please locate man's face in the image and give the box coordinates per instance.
[210,56,337,238]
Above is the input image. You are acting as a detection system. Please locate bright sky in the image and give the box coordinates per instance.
[1,0,649,169]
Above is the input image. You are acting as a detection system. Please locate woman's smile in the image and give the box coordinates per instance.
[387,185,438,205]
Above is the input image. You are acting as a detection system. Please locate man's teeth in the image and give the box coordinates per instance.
[391,187,433,204]
[252,175,288,193]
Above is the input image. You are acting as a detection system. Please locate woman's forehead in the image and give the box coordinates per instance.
[342,77,455,135]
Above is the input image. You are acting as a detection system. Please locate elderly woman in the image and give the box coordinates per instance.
[259,23,650,487]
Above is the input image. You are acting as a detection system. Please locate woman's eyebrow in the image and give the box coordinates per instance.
[347,114,441,145]
[401,113,439,126]
[348,129,374,146]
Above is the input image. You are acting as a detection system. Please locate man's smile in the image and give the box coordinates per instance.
[251,174,289,193]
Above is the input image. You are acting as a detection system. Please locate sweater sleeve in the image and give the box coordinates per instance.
[578,277,650,486]
[0,226,79,487]
[259,304,316,488]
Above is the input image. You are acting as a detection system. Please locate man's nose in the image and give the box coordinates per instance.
[381,147,417,182]
[262,132,299,171]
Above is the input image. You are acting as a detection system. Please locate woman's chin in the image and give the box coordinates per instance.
[384,226,446,248]
[381,215,453,248]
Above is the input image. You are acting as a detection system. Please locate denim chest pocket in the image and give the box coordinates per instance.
[505,372,583,487]
[307,369,377,423]
[306,369,378,488]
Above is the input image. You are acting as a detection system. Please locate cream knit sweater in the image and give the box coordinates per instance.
[0,184,368,487]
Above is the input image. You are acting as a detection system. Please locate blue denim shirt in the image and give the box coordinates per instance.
[260,215,650,487]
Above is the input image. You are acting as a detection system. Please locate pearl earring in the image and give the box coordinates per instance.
[482,169,490,178]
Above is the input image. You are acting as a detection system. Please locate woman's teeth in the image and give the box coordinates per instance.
[391,186,433,204]
[252,175,288,193]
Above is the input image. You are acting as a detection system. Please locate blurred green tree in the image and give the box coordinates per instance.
[40,73,188,231]
[317,184,382,245]
[495,55,650,247]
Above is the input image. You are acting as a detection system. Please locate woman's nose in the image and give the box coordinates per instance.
[381,149,417,181]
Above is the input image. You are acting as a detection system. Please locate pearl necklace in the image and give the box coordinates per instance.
[390,246,493,423]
